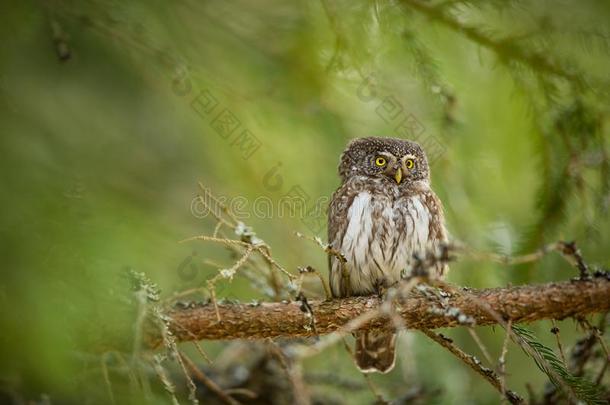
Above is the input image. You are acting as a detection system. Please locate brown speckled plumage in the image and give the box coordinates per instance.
[328,137,448,373]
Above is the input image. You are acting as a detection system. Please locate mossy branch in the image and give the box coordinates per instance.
[149,278,610,344]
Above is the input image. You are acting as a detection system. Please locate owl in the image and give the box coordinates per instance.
[328,137,448,373]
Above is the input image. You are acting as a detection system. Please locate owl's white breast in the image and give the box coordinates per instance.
[342,192,374,268]
[340,191,432,295]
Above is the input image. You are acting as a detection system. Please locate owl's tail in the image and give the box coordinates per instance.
[354,331,397,373]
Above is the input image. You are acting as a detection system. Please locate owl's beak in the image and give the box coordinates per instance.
[394,168,403,184]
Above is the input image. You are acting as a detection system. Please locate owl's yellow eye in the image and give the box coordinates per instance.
[405,158,415,169]
[375,157,387,167]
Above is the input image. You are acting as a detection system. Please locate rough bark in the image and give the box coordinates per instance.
[153,278,610,344]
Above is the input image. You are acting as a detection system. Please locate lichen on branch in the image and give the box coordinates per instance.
[149,277,610,345]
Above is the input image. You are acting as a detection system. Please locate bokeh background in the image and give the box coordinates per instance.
[1,0,609,403]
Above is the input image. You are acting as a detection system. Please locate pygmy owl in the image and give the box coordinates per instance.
[328,137,448,373]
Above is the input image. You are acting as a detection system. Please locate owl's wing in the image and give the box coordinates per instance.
[422,190,449,277]
[327,185,351,297]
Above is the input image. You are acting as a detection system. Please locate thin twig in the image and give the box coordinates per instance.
[596,361,609,385]
[266,340,311,405]
[192,341,212,365]
[151,355,180,405]
[455,240,592,279]
[421,329,524,404]
[224,389,258,400]
[498,319,512,401]
[174,352,198,405]
[432,279,579,403]
[212,221,224,238]
[295,232,349,294]
[297,265,331,300]
[102,351,139,399]
[100,354,116,405]
[179,351,241,405]
[468,327,494,366]
[550,320,567,365]
[197,182,239,227]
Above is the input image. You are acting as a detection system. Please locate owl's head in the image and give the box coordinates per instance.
[338,137,430,185]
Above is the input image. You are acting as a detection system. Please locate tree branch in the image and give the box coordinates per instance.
[399,0,586,88]
[152,278,610,344]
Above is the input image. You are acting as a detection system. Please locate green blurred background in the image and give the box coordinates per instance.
[1,0,609,403]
